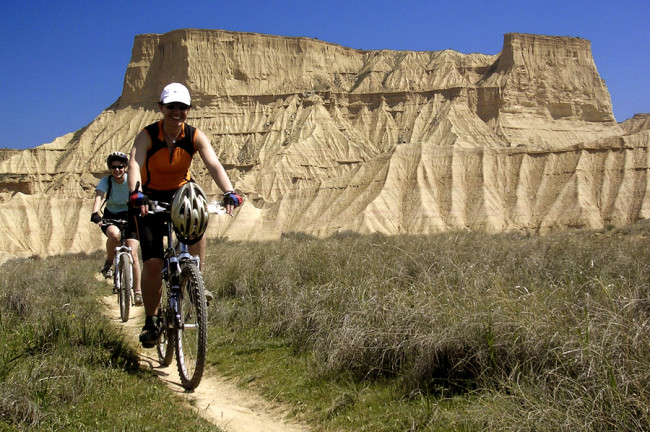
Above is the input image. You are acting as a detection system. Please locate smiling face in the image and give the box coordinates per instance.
[160,102,190,127]
[109,162,126,180]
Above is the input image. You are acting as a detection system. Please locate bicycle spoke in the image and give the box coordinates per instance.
[175,262,207,390]
[156,285,175,366]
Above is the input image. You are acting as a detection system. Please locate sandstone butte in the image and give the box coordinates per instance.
[0,29,649,264]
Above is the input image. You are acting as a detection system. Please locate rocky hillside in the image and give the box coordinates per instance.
[0,30,648,262]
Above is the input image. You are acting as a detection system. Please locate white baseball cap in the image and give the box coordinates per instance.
[160,83,191,106]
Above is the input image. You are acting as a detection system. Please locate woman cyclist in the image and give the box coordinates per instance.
[91,152,143,306]
[127,83,242,347]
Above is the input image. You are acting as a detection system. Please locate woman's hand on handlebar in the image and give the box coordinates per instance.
[222,191,243,216]
[137,202,150,217]
[129,183,150,217]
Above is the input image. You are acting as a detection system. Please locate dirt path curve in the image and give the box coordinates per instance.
[100,279,309,432]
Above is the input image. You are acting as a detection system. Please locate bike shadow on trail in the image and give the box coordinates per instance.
[137,351,194,393]
[100,287,197,394]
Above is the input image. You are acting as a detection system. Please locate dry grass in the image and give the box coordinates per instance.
[204,228,650,430]
[3,225,649,430]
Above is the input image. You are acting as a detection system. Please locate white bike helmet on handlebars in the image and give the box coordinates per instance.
[171,182,210,245]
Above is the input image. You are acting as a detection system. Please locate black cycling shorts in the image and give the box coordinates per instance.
[132,189,176,262]
[101,209,138,240]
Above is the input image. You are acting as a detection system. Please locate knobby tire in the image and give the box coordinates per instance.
[118,253,132,323]
[176,262,208,390]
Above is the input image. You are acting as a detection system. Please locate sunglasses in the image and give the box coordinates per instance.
[110,165,125,170]
[163,102,190,111]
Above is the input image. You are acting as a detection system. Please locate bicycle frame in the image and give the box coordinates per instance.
[114,243,133,294]
[162,226,200,331]
[149,199,211,389]
[102,218,135,322]
[102,220,134,294]
[148,201,201,327]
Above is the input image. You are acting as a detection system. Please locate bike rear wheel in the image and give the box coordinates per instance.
[156,284,175,366]
[175,262,208,390]
[117,254,132,322]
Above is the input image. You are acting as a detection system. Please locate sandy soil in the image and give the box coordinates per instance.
[100,277,309,432]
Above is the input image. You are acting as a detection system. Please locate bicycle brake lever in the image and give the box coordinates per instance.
[149,201,167,213]
[207,201,228,215]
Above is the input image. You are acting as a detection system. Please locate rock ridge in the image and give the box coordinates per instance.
[0,30,647,262]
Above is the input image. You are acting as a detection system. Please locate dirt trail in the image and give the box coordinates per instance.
[100,279,309,432]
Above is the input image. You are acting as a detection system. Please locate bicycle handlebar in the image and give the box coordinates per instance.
[147,200,229,216]
[146,200,170,214]
[207,201,229,215]
[100,218,128,227]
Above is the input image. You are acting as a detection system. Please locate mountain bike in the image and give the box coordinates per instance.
[148,200,226,390]
[102,218,135,323]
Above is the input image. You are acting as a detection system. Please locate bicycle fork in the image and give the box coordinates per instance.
[113,245,132,292]
[163,246,200,331]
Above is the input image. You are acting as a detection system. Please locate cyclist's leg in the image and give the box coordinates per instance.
[99,224,120,277]
[125,210,142,304]
[105,224,121,262]
[141,257,163,316]
[139,257,164,347]
[188,236,213,302]
[188,236,206,271]
[136,211,166,347]
[127,238,142,302]
[134,210,166,315]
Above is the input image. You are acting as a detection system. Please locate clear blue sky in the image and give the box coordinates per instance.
[2,0,648,150]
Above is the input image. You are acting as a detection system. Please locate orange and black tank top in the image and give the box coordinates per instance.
[141,121,197,193]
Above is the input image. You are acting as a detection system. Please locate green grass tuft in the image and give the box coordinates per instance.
[0,253,220,431]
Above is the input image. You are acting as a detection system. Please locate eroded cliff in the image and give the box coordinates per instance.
[0,30,647,262]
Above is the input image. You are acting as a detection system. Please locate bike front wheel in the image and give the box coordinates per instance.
[118,254,132,322]
[175,262,208,390]
[156,285,175,367]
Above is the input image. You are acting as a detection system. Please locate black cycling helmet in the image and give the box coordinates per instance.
[106,151,128,168]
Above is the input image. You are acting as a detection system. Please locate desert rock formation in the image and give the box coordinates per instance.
[1,30,648,263]
[620,113,650,135]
